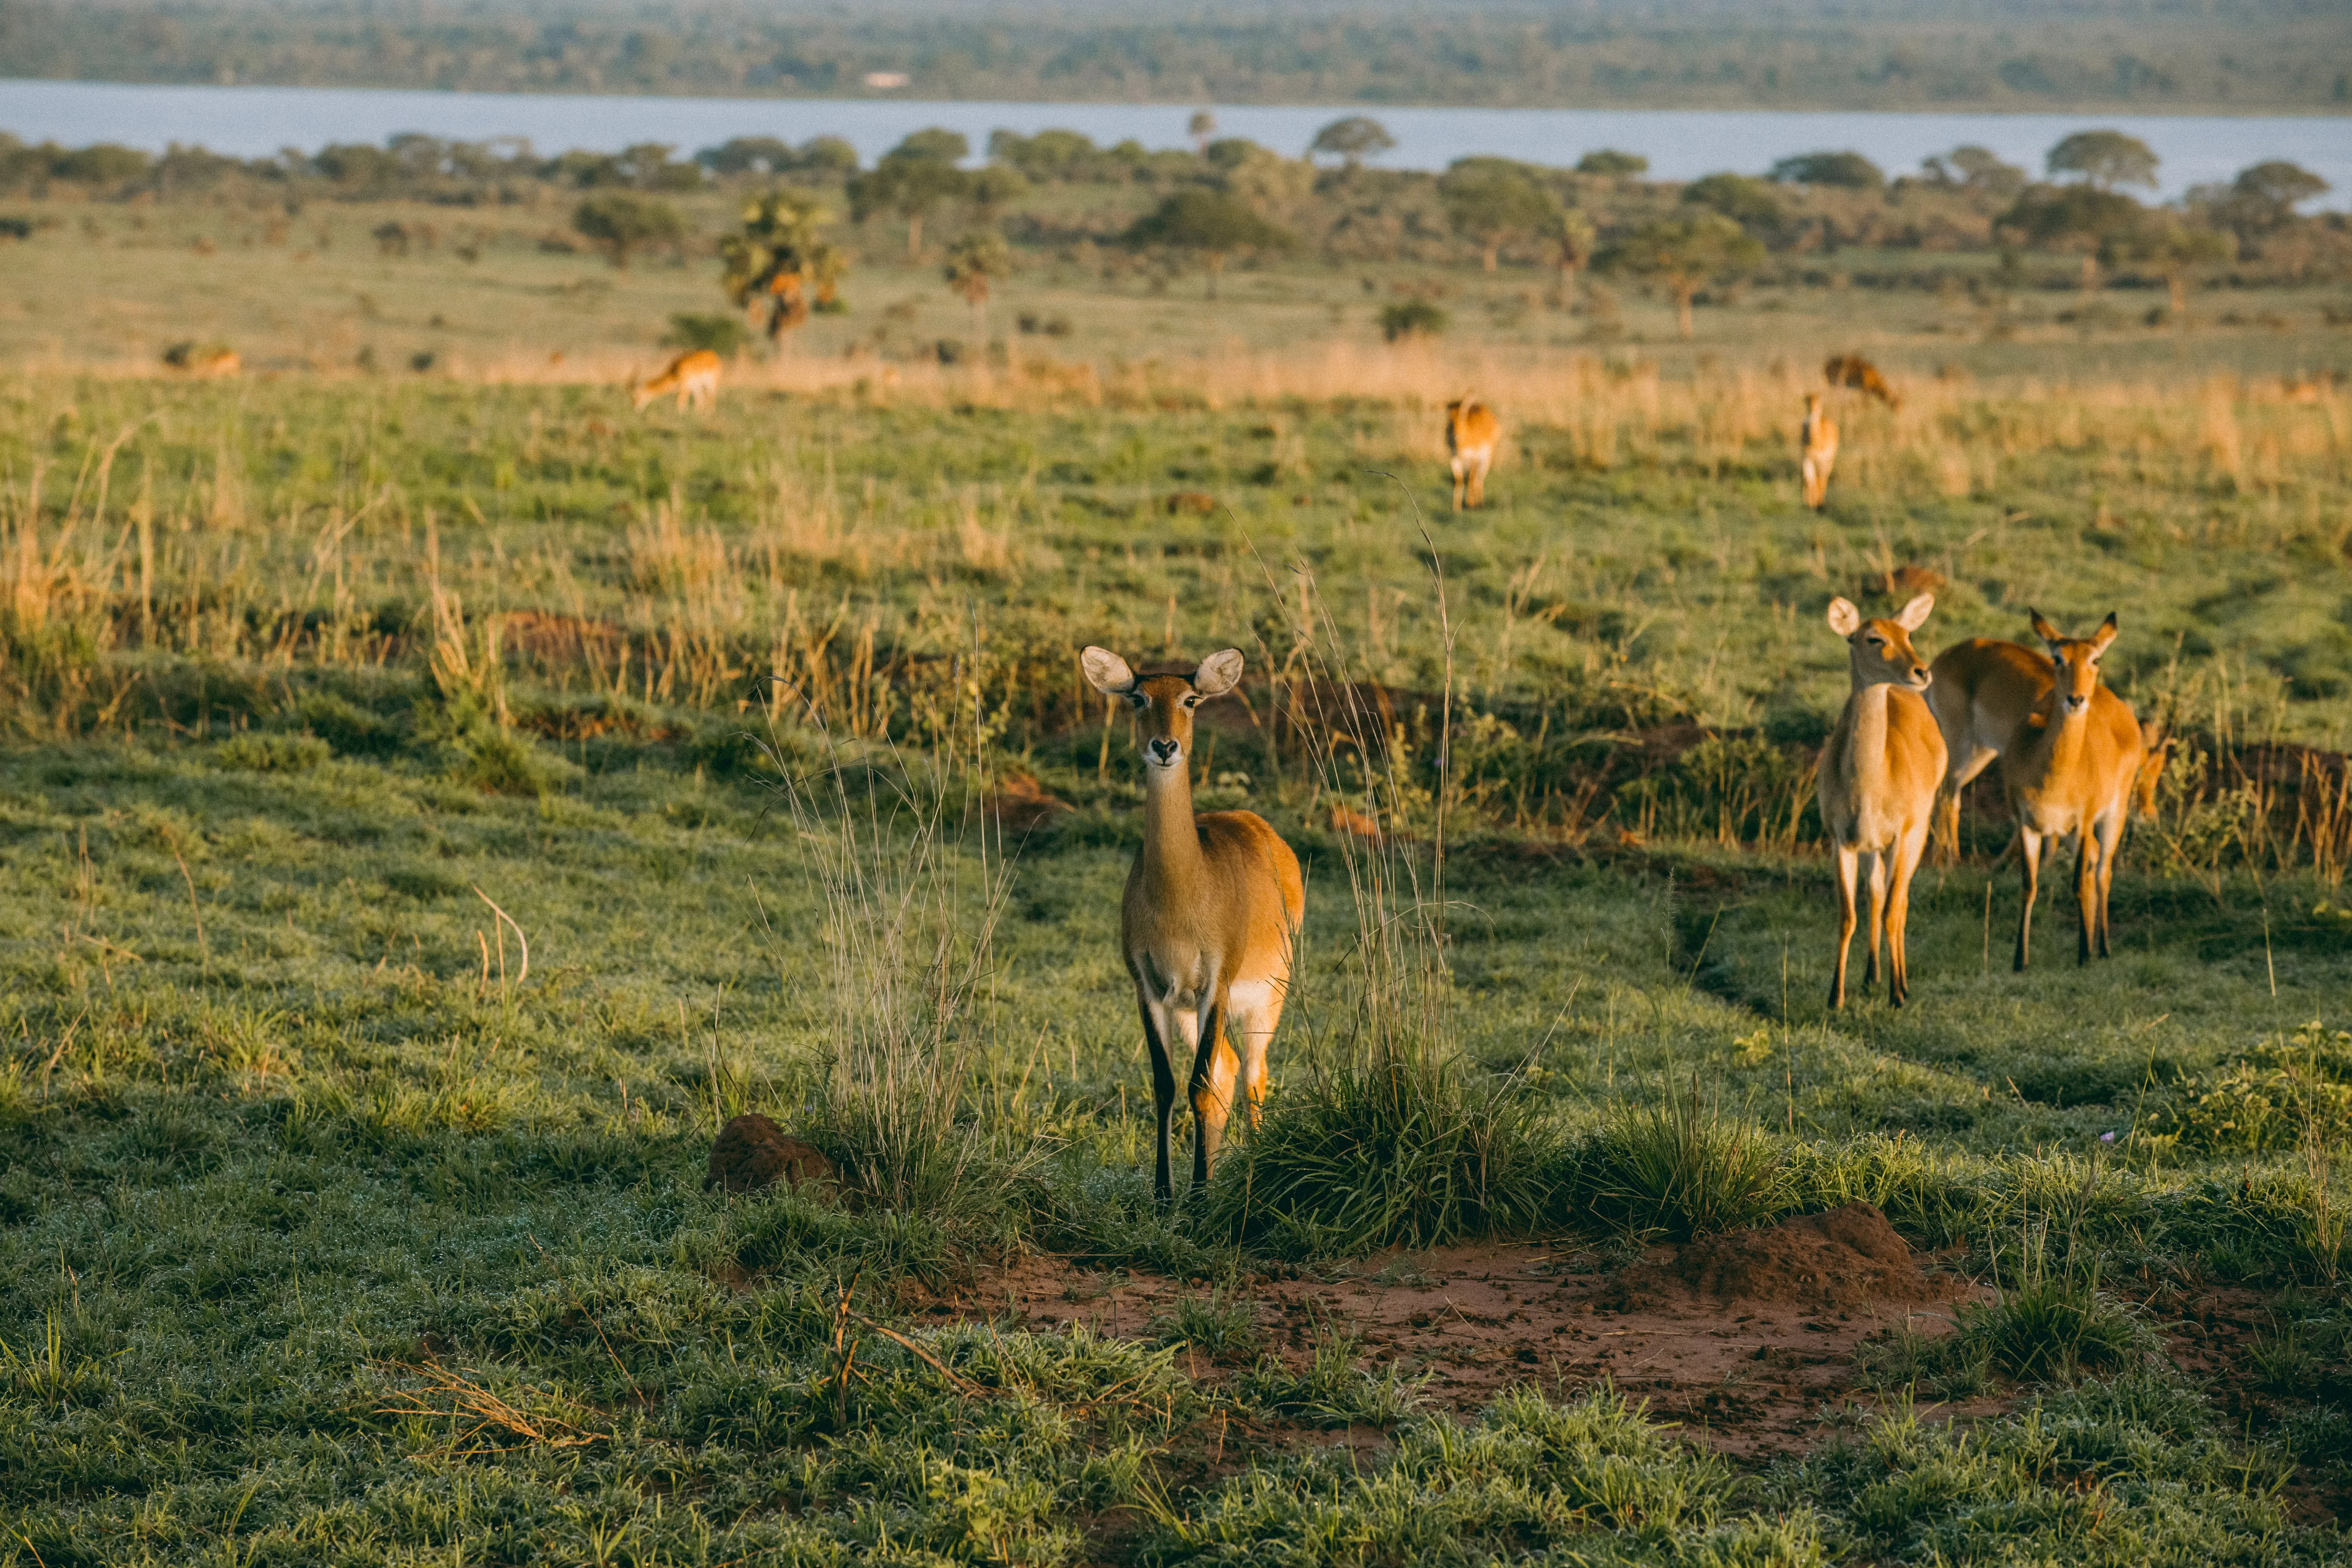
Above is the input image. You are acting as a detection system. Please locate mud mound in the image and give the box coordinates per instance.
[1614,1203,1938,1310]
[704,1114,835,1195]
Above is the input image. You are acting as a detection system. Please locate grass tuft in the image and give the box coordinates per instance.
[1576,1074,1791,1241]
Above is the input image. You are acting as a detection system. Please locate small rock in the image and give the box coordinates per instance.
[704,1114,835,1195]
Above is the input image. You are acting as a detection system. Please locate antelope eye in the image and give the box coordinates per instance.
[1183,696,1198,708]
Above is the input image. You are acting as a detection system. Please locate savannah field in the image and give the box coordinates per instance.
[10,141,2352,1568]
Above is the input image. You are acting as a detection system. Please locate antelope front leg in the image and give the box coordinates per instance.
[2073,831,2099,965]
[1136,992,1180,1204]
[1829,845,1859,1009]
[1187,985,1236,1195]
[2012,826,2043,972]
[1862,850,1888,991]
[1887,824,1928,1007]
[2093,813,2123,959]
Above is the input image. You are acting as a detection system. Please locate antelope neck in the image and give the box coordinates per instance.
[1140,760,1207,886]
[1843,674,1897,775]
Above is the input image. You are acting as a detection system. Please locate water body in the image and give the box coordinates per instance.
[3,78,2348,205]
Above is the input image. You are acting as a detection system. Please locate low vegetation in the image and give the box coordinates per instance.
[3,105,2352,1557]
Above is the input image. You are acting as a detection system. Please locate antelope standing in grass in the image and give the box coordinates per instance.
[632,349,722,414]
[1818,594,1946,1008]
[1082,646,1305,1202]
[1927,635,2054,862]
[2000,612,2143,969]
[1800,392,1839,510]
[1930,637,2171,864]
[1446,397,1500,510]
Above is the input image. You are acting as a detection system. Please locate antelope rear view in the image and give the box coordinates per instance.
[1446,397,1500,510]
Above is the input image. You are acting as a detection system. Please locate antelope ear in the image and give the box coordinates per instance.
[1826,598,1860,636]
[1895,592,1935,631]
[2029,609,2062,645]
[1080,646,1137,696]
[2090,612,2118,653]
[1192,648,1245,697]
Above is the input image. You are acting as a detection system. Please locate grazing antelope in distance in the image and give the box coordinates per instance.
[1800,393,1839,510]
[1446,396,1500,510]
[632,349,722,414]
[2000,611,2144,969]
[1818,593,1946,1008]
[1824,353,1902,410]
[1081,646,1306,1202]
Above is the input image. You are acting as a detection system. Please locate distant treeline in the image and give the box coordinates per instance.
[4,0,2349,111]
[5,122,2345,293]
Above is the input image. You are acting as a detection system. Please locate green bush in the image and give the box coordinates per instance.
[1379,298,1448,341]
[662,311,751,357]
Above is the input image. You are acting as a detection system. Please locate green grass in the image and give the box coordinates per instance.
[6,273,2352,1557]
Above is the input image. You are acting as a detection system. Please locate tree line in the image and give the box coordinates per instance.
[3,0,2344,111]
[4,118,2341,340]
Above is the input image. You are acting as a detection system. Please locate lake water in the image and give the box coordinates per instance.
[3,78,2349,206]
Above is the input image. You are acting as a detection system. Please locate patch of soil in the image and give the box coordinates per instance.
[1605,1203,1942,1312]
[918,1216,1994,1461]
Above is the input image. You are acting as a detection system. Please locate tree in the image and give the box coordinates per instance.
[847,151,968,261]
[1769,150,1883,189]
[1124,189,1294,298]
[2108,217,2236,316]
[2212,159,2334,234]
[1546,207,1597,290]
[571,193,682,268]
[891,128,969,165]
[1681,172,1784,232]
[2047,129,2158,191]
[697,136,796,177]
[1188,109,1217,155]
[964,165,1030,219]
[942,230,1011,329]
[1597,212,1764,338]
[1924,144,2027,196]
[1310,116,1396,168]
[1577,149,1647,178]
[1437,157,1560,271]
[721,189,840,343]
[1998,183,2144,288]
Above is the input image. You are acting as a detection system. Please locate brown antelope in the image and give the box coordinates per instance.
[1818,594,1946,1008]
[1081,646,1306,1202]
[1446,397,1500,510]
[2000,612,2144,969]
[1931,640,2172,865]
[1927,635,2053,861]
[1824,353,1902,410]
[1800,393,1839,510]
[632,349,722,414]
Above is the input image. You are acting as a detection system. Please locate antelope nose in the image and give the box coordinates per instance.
[1149,738,1179,764]
[2066,695,2087,713]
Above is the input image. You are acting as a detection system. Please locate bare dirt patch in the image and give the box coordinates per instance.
[919,1205,1996,1459]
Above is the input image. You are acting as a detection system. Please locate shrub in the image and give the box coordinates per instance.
[1379,298,1448,341]
[662,312,750,357]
